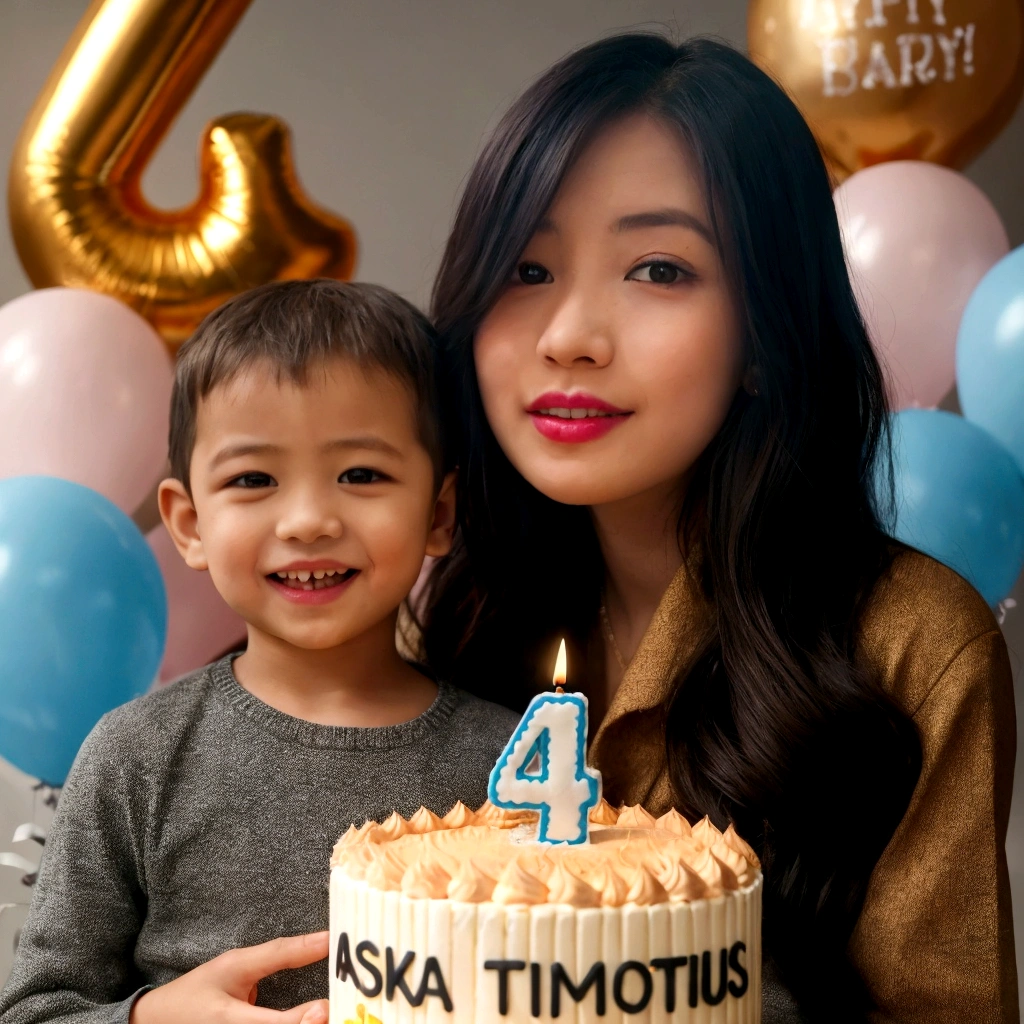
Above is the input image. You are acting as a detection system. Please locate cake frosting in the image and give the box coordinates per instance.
[330,799,762,1023]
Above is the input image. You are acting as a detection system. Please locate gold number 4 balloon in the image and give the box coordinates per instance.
[8,0,357,350]
[748,0,1024,181]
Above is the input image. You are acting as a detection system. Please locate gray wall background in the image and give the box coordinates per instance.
[1,0,1023,1007]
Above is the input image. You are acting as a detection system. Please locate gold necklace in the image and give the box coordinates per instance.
[599,603,629,671]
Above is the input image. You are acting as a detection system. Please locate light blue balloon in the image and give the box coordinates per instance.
[957,243,1024,475]
[0,476,166,784]
[878,410,1024,606]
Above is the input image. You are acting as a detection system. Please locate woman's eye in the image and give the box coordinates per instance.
[516,262,553,285]
[229,472,274,489]
[339,467,383,485]
[627,261,690,285]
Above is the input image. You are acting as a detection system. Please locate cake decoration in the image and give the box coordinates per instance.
[342,1005,381,1024]
[487,639,602,844]
[329,801,762,1022]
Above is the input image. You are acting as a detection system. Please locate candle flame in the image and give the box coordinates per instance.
[553,638,567,688]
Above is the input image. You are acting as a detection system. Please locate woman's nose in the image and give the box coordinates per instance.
[275,489,343,544]
[535,292,614,368]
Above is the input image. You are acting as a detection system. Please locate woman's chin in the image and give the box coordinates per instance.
[518,466,647,508]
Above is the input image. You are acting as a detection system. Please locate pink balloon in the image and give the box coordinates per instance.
[147,524,247,683]
[0,288,173,512]
[835,162,1009,410]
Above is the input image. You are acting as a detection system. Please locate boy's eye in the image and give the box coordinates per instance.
[339,467,384,485]
[515,262,553,285]
[228,472,275,489]
[626,260,693,285]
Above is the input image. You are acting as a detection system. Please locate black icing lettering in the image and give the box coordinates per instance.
[484,960,526,1016]
[550,961,605,1017]
[650,956,688,1013]
[354,941,382,997]
[612,961,652,1014]
[728,941,749,998]
[385,947,416,1004]
[701,948,728,1006]
[413,956,452,1011]
[530,962,541,1018]
[688,954,699,1008]
[335,933,362,992]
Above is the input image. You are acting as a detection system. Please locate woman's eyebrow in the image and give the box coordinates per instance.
[614,208,713,243]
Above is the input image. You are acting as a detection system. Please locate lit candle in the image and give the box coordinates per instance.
[487,639,602,844]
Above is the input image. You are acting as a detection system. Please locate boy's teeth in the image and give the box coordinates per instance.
[272,567,353,589]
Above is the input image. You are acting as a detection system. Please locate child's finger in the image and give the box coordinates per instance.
[239,998,329,1024]
[213,931,330,989]
[229,1000,327,1024]
[295,1000,329,1024]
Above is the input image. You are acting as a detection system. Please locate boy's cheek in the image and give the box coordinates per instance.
[361,514,434,572]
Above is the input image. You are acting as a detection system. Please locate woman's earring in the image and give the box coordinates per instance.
[743,368,760,397]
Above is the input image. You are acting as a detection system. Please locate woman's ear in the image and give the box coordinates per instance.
[425,470,458,558]
[158,478,208,571]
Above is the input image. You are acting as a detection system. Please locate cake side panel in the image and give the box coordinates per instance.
[425,900,452,1024]
[648,903,672,1024]
[475,903,507,1023]
[725,894,739,1024]
[505,907,532,1020]
[620,905,652,1024]
[449,902,477,1018]
[328,871,763,1023]
[576,907,605,1024]
[752,878,762,1024]
[602,906,625,1024]
[365,884,385,1022]
[328,870,343,1024]
[708,896,728,1018]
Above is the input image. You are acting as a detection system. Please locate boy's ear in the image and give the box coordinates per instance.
[158,478,209,571]
[424,469,458,558]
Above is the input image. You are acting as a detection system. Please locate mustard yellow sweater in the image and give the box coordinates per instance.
[590,548,1017,1023]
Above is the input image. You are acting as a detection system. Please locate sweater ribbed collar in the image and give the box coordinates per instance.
[208,653,460,750]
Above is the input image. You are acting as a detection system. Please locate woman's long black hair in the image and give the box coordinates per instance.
[422,34,922,1021]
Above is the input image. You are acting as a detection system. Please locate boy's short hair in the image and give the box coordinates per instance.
[169,279,448,492]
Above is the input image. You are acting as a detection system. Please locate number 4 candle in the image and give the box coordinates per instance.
[488,639,601,844]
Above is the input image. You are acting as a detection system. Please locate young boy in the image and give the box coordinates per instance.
[0,280,520,1024]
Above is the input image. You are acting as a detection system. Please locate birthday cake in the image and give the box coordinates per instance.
[329,799,762,1023]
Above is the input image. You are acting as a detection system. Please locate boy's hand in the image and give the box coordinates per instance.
[130,930,330,1024]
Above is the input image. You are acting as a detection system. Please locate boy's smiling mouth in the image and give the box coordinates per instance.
[270,567,358,591]
[265,561,360,599]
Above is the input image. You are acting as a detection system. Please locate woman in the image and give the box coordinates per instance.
[420,33,1016,1024]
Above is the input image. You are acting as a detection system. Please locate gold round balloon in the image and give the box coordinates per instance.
[748,0,1024,181]
[8,0,357,350]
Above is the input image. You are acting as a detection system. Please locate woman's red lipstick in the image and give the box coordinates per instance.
[526,392,632,443]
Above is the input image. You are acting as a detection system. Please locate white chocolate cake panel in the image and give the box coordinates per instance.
[332,873,760,1023]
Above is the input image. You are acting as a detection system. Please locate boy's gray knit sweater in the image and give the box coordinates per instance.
[0,655,520,1024]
